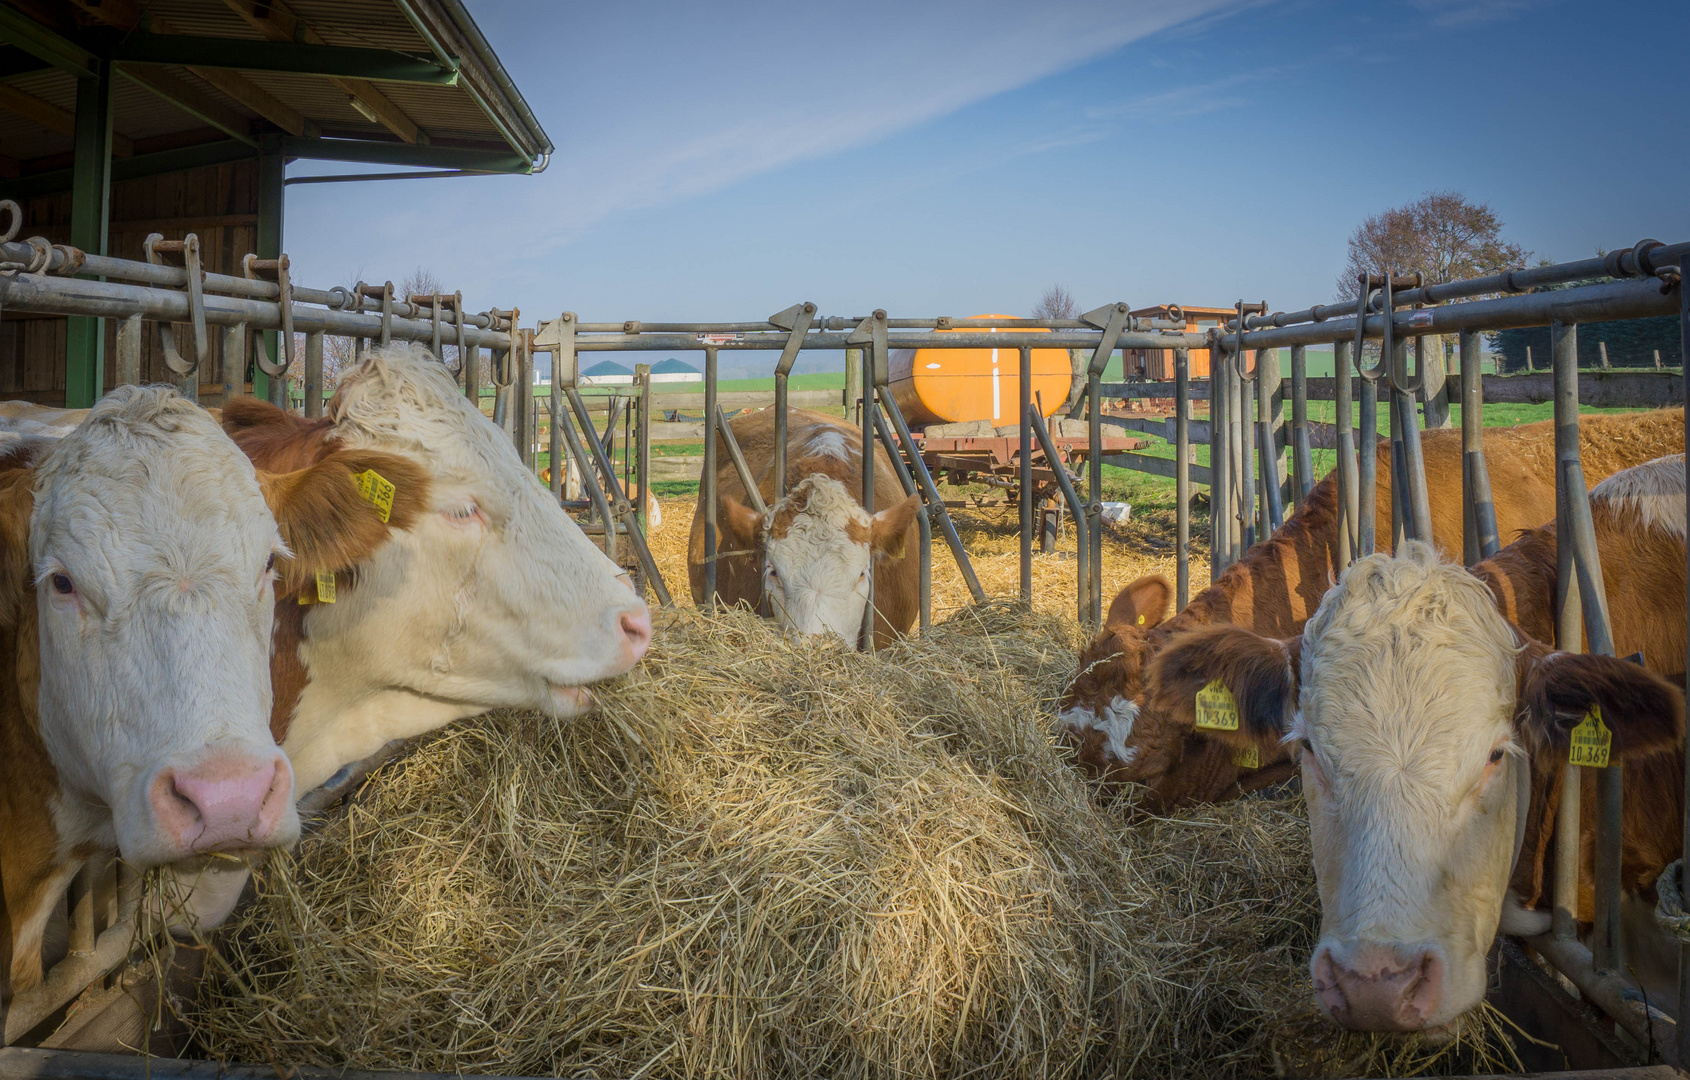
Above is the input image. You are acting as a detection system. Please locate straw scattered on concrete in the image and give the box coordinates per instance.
[188,598,1533,1079]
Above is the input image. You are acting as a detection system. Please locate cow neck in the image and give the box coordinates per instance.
[0,596,92,995]
[226,413,340,746]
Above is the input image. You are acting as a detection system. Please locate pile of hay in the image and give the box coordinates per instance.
[189,603,1530,1079]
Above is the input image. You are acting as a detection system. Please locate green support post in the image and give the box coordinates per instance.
[65,59,113,408]
[252,140,286,402]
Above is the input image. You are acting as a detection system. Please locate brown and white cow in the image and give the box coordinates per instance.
[688,407,922,649]
[1163,458,1688,1032]
[1058,409,1686,812]
[1,386,425,998]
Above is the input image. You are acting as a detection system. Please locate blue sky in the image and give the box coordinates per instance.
[283,0,1690,376]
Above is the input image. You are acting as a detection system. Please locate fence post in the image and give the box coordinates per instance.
[1459,329,1499,565]
[1019,344,1032,605]
[702,346,718,609]
[1290,343,1313,502]
[1175,347,1190,609]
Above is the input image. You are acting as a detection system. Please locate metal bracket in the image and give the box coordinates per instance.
[243,252,294,377]
[146,232,207,375]
[847,309,889,388]
[1230,299,1267,380]
[1080,302,1130,377]
[553,312,577,388]
[768,301,817,377]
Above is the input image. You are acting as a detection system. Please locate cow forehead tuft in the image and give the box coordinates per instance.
[328,343,524,491]
[766,474,871,543]
[36,385,257,494]
[1300,544,1516,751]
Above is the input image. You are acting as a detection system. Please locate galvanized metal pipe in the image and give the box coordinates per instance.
[1333,339,1357,567]
[1087,367,1103,627]
[1459,330,1499,565]
[573,330,1205,352]
[702,347,718,609]
[1256,349,1283,532]
[1236,357,1253,552]
[115,313,140,387]
[1220,275,1680,353]
[1175,347,1190,609]
[1030,405,1089,626]
[1019,345,1033,605]
[1551,320,1584,944]
[636,367,652,536]
[879,392,985,603]
[1209,339,1229,579]
[716,404,766,516]
[1290,344,1312,502]
[1529,932,1678,1064]
[1358,374,1378,557]
[555,402,619,567]
[1229,239,1690,331]
[861,383,877,652]
[0,270,513,350]
[873,408,930,632]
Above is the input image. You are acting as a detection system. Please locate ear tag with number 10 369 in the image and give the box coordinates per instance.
[1567,705,1611,769]
[1195,680,1239,731]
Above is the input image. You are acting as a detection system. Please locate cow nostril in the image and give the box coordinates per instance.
[620,608,652,659]
[164,771,204,823]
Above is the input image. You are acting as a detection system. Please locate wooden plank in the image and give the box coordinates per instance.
[0,1048,573,1080]
[1100,451,1210,486]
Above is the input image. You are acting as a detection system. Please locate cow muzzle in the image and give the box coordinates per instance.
[147,749,298,860]
[1313,942,1445,1032]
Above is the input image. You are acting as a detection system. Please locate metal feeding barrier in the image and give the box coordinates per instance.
[2,204,1690,1068]
[532,305,1205,639]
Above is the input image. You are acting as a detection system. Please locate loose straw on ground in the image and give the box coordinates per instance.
[189,597,1534,1079]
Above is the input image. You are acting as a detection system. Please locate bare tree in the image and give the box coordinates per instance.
[1033,284,1087,412]
[1032,284,1078,322]
[1336,191,1528,298]
[1336,191,1529,426]
[282,266,460,405]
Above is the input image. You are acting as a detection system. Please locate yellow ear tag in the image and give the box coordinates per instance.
[1137,615,1146,625]
[1194,680,1239,731]
[355,469,396,524]
[1568,705,1612,768]
[315,570,337,604]
[1231,744,1260,769]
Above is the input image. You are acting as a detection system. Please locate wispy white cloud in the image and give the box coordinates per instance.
[489,0,1251,242]
[1403,0,1547,28]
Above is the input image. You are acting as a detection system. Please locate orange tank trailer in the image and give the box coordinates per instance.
[887,315,1072,427]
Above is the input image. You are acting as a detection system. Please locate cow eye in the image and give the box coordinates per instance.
[765,565,777,579]
[50,573,73,595]
[264,553,277,573]
[1488,747,1506,765]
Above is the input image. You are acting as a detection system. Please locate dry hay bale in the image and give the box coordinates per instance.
[187,603,1533,1080]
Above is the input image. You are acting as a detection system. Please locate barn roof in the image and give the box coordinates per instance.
[0,0,553,198]
[582,359,632,377]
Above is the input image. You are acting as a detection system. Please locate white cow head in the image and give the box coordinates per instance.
[25,387,300,868]
[1171,542,1682,1032]
[247,345,653,792]
[721,473,919,647]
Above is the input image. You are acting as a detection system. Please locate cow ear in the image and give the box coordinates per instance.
[1106,575,1174,636]
[718,496,763,549]
[220,395,286,435]
[1146,624,1301,748]
[870,493,923,560]
[258,449,432,597]
[1516,642,1684,759]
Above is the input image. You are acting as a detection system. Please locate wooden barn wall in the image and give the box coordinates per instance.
[2,159,259,403]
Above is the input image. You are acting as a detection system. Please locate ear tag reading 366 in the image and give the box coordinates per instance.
[1231,745,1260,769]
[1568,705,1612,769]
[356,469,396,523]
[1194,680,1239,731]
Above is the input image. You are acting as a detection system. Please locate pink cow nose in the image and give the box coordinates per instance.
[619,606,652,665]
[1314,943,1444,1031]
[150,751,294,856]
